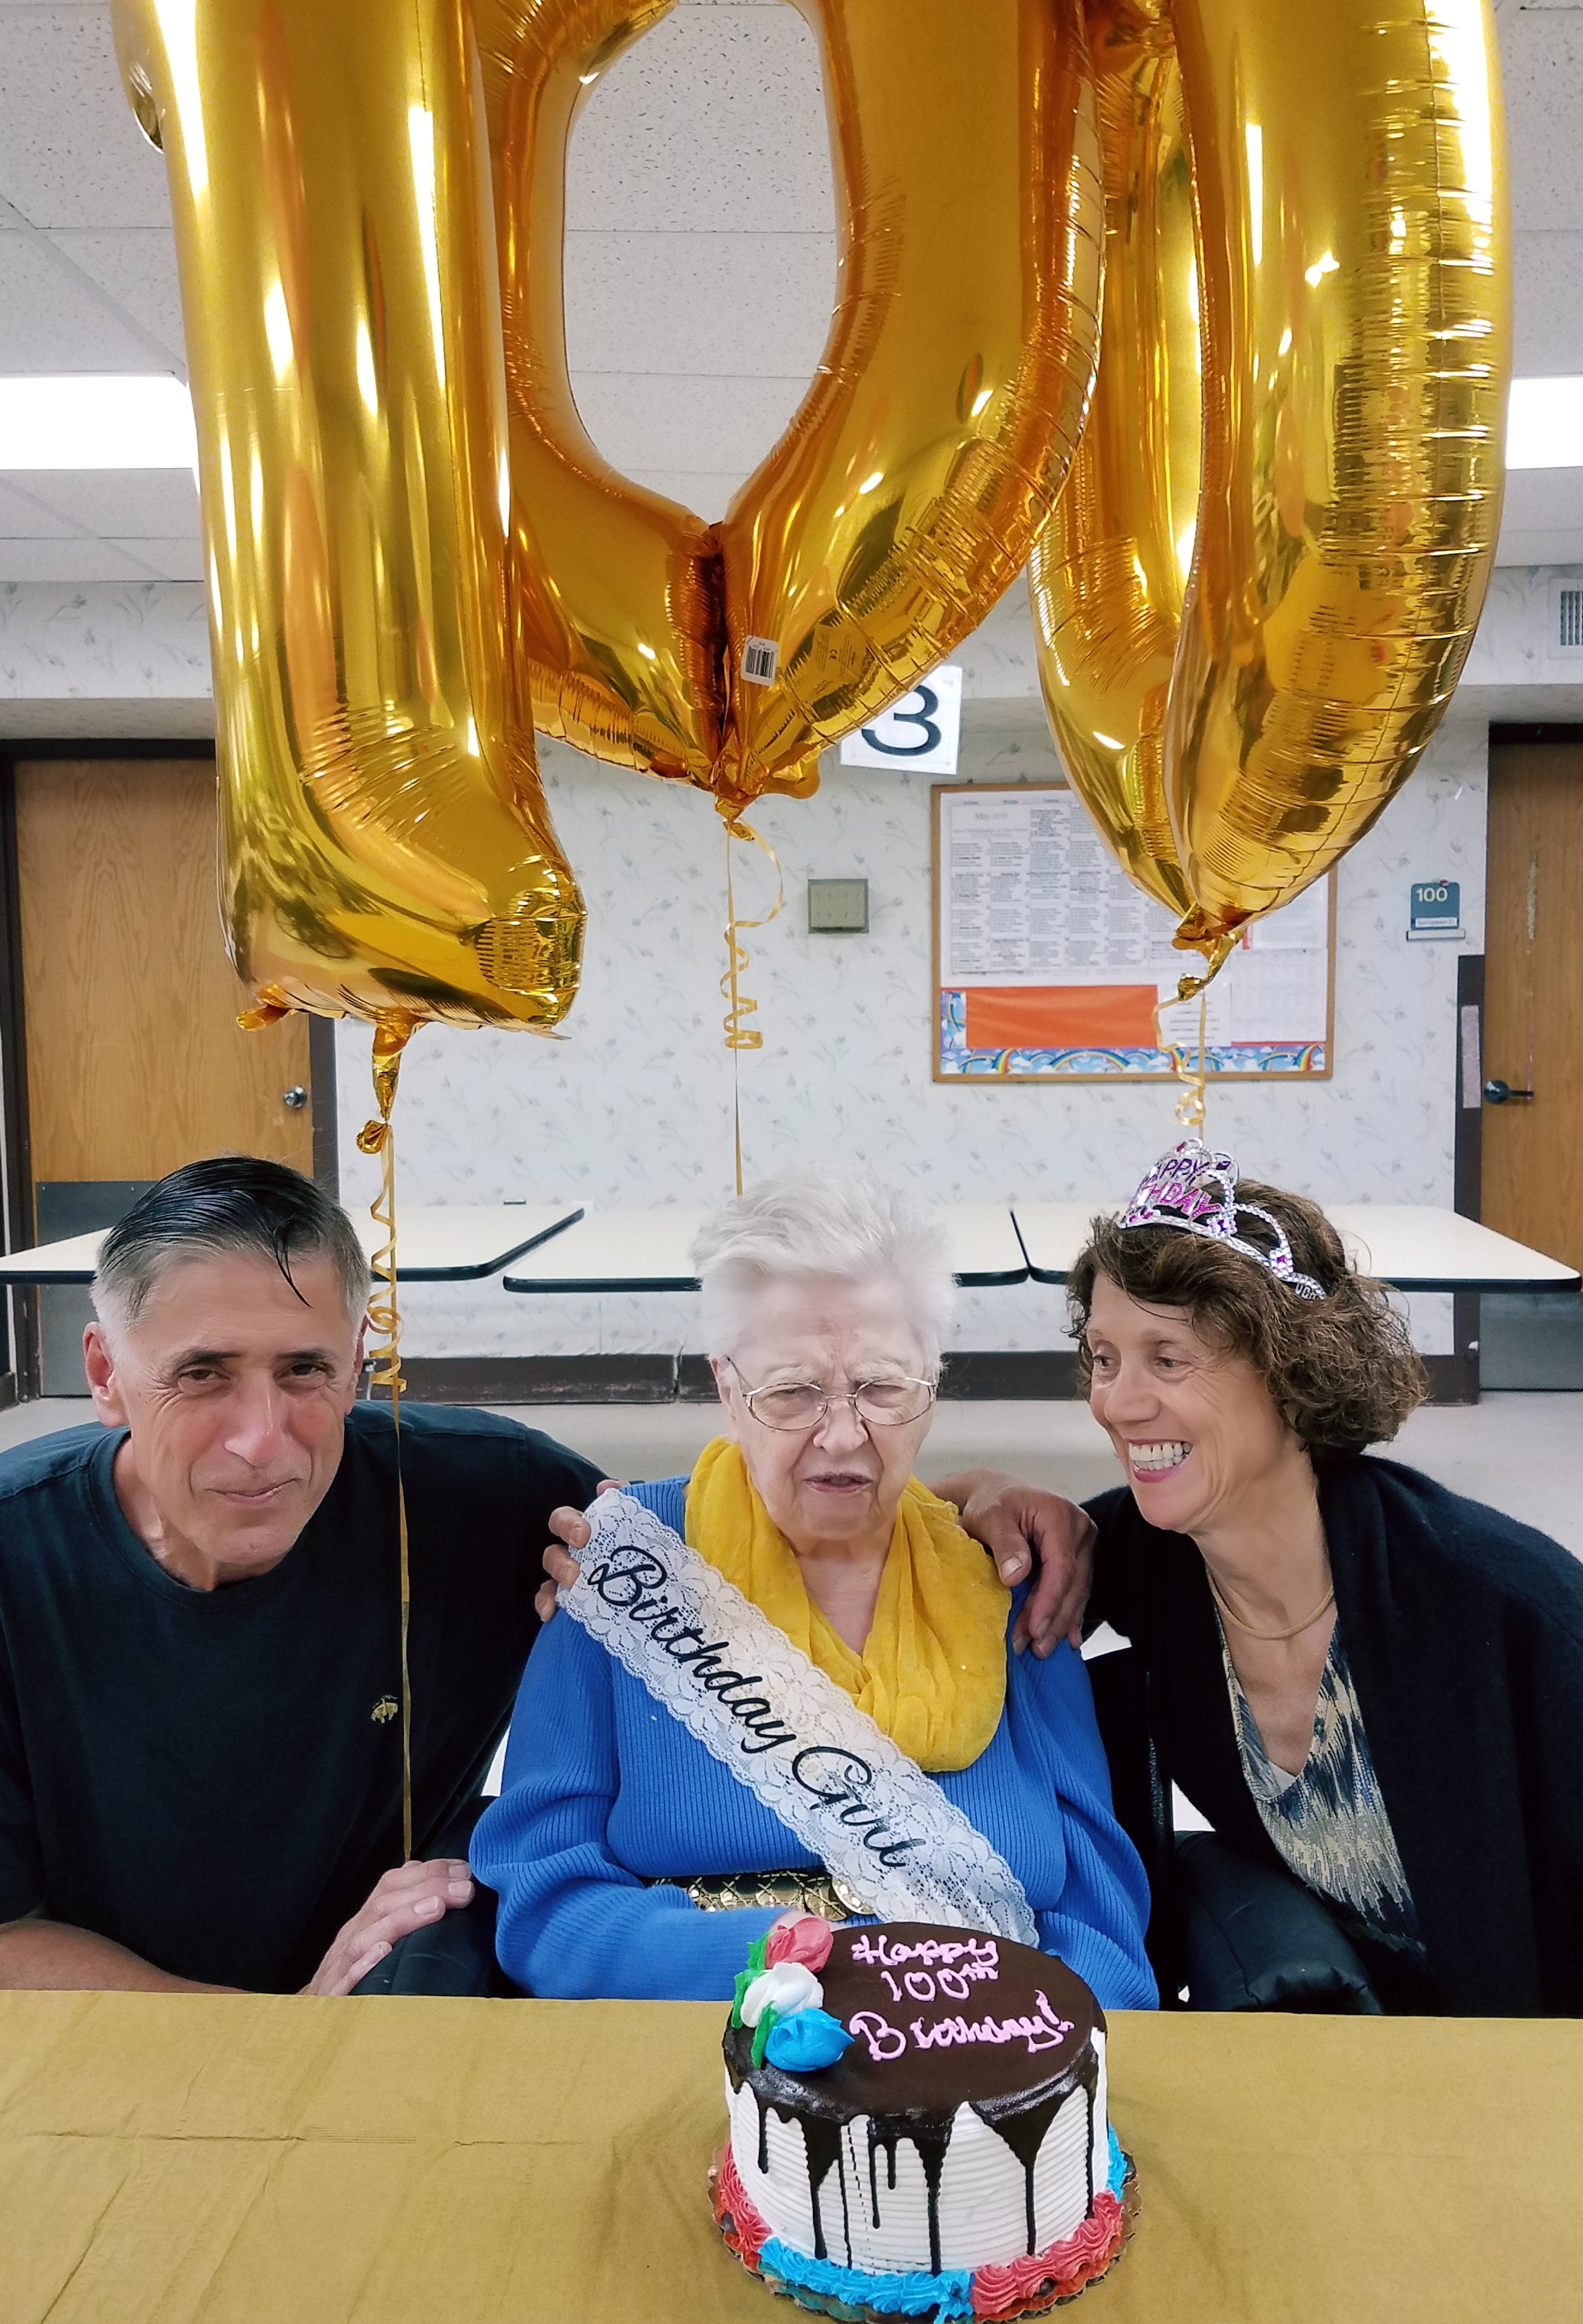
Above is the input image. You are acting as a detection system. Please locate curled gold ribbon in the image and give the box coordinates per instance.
[354,1010,418,1861]
[1154,983,1210,1136]
[718,809,784,1196]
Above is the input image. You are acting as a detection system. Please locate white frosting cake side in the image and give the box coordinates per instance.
[726,2025,1108,2274]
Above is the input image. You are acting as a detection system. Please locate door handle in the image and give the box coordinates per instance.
[282,1085,309,1110]
[1483,1078,1533,1105]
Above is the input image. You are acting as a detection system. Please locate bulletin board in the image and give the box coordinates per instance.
[932,782,1335,1083]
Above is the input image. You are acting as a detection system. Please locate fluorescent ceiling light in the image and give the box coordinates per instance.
[1507,377,1583,469]
[0,372,1578,477]
[0,375,196,470]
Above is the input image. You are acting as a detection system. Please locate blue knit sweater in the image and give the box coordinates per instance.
[471,1477,1157,2010]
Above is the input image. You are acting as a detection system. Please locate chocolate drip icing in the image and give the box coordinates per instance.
[973,2090,1064,2254]
[867,2111,955,2274]
[800,2114,845,2261]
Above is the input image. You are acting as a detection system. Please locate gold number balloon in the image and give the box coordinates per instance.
[114,0,586,1034]
[486,0,1105,808]
[1030,0,1204,936]
[1035,0,1510,952]
[479,0,728,790]
[115,0,1105,1026]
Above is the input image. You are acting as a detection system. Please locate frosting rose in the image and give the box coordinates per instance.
[763,2007,854,2072]
[765,1915,835,1972]
[741,1960,822,2026]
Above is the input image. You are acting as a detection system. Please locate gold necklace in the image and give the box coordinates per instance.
[1206,1566,1335,1643]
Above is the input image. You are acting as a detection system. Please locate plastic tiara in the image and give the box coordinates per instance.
[1117,1140,1325,1299]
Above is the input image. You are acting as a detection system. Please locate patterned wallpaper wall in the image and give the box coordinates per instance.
[336,716,1489,1360]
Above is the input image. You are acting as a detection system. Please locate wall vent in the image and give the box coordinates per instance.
[1546,578,1583,658]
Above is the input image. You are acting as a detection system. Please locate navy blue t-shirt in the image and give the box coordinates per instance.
[0,1403,599,1991]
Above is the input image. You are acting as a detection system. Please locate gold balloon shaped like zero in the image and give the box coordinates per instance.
[478,0,727,789]
[715,0,1102,804]
[1166,0,1510,939]
[113,0,584,1032]
[485,0,1105,808]
[1033,0,1509,953]
[1029,0,1202,933]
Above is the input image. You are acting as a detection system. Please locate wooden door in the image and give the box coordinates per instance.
[1484,741,1583,1270]
[14,757,315,1193]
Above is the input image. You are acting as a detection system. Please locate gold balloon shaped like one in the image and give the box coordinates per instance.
[1030,0,1202,934]
[114,0,584,1032]
[1033,0,1510,954]
[1168,0,1509,938]
[484,0,1105,809]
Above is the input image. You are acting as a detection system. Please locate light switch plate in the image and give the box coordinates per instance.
[807,876,870,933]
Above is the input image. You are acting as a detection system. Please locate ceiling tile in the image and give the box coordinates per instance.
[569,370,812,479]
[565,231,834,379]
[48,229,186,363]
[0,231,163,372]
[0,539,161,582]
[567,6,833,235]
[9,469,201,533]
[1494,527,1583,565]
[1500,468,1583,526]
[0,476,79,538]
[0,8,172,231]
[1497,8,1583,232]
[622,468,747,522]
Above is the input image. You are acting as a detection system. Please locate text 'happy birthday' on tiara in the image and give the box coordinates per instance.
[1118,1141,1325,1300]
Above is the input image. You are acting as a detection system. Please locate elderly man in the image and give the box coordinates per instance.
[0,1157,1084,1996]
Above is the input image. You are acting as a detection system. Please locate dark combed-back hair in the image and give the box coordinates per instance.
[93,1156,371,1333]
[1066,1177,1425,1460]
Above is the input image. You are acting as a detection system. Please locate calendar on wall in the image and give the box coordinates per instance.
[932,782,1334,1083]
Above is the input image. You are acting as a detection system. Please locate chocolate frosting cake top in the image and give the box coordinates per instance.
[725,1922,1101,2126]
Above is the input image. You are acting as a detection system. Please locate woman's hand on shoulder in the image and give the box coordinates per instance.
[535,1481,626,1623]
[928,1467,1095,1657]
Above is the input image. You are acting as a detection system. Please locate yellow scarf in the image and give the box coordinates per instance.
[683,1437,1009,1773]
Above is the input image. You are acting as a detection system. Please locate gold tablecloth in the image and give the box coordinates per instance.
[3,1995,1579,2323]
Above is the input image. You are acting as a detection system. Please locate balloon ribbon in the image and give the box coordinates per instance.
[355,1011,420,1861]
[1154,936,1234,1135]
[719,810,783,1196]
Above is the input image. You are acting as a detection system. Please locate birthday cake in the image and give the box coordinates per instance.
[713,1919,1133,2321]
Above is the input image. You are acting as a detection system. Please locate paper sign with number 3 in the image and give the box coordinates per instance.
[840,667,963,776]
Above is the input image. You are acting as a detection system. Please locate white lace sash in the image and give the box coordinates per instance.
[559,1492,1036,1942]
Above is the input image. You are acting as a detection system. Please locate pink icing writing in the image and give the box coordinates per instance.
[848,1933,1001,1975]
[847,1987,1073,2062]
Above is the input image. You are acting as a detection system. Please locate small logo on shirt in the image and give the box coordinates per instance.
[371,1695,400,1725]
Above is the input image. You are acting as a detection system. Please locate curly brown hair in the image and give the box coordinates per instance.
[1066,1177,1426,1460]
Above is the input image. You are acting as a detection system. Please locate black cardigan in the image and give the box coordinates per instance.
[1084,1457,1583,2016]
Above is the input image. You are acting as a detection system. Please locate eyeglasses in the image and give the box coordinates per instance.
[722,1356,937,1433]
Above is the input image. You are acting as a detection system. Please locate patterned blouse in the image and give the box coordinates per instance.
[1216,1613,1427,1966]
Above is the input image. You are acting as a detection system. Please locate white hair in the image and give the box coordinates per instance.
[691,1170,956,1370]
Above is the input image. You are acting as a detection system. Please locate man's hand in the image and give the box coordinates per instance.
[301,1859,475,1997]
[928,1468,1096,1657]
[535,1481,625,1623]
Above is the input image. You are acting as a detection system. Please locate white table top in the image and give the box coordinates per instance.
[0,1203,584,1285]
[504,1204,1029,1293]
[1011,1201,1581,1294]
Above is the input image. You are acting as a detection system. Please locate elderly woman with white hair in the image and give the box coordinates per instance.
[470,1175,1156,2009]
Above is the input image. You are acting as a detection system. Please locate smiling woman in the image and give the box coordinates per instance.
[1067,1140,1583,2019]
[470,1171,1157,2009]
